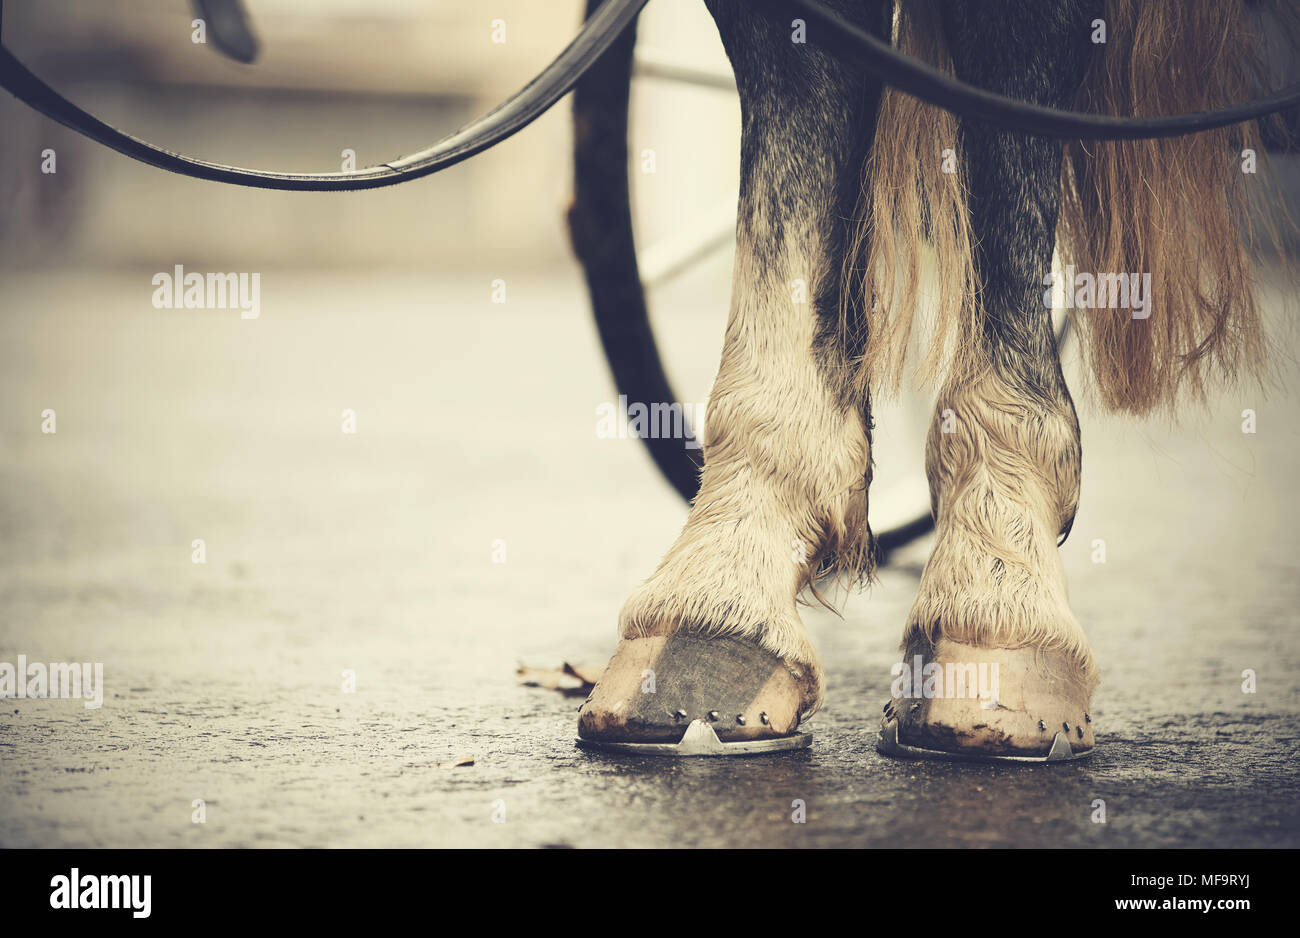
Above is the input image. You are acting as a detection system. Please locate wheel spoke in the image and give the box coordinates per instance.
[633,48,734,91]
[639,204,735,289]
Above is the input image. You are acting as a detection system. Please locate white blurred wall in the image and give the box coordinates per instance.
[0,0,741,271]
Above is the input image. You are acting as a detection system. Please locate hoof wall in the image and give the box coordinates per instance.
[577,719,812,757]
[577,632,815,745]
[876,638,1097,763]
[876,718,1089,763]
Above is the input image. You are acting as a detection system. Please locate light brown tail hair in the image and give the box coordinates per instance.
[843,0,1299,415]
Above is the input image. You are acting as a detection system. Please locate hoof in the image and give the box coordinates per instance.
[576,631,816,753]
[576,719,812,756]
[877,638,1096,763]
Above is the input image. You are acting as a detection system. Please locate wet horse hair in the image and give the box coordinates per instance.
[844,0,1299,416]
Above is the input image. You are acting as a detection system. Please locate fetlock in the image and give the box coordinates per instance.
[881,368,1098,761]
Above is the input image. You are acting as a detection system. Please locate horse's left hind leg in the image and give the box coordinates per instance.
[579,0,888,752]
[880,0,1102,762]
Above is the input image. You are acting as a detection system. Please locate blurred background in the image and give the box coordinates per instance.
[2,0,1299,848]
[0,0,739,269]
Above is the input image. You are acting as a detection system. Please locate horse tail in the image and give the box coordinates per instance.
[843,0,1299,414]
[1058,0,1298,414]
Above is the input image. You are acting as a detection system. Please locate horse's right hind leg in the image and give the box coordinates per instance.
[880,0,1103,763]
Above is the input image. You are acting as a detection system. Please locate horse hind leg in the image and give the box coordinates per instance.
[880,0,1103,762]
[578,0,889,751]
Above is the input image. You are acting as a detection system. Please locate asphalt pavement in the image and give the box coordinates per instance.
[1,267,1297,848]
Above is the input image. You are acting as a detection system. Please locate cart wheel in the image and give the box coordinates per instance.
[566,0,1067,563]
